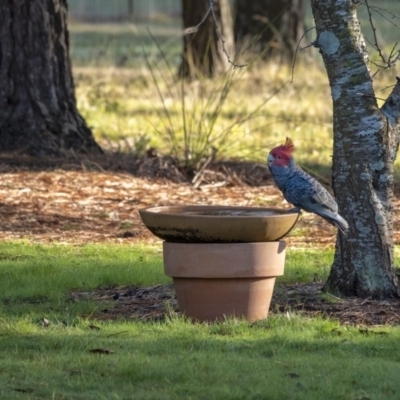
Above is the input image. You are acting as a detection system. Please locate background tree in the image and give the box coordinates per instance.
[311,0,400,298]
[0,0,101,156]
[234,0,305,60]
[179,0,235,79]
[128,0,134,20]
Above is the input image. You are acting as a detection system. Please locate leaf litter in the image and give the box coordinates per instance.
[1,154,400,327]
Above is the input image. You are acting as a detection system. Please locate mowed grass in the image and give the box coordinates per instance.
[2,316,400,400]
[0,242,166,318]
[0,242,400,399]
[0,242,329,318]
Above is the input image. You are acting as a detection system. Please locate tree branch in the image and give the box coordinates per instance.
[291,26,315,83]
[183,0,247,69]
[182,1,214,35]
[361,1,400,71]
[381,77,400,130]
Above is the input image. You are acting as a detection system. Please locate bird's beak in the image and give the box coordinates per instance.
[267,154,274,166]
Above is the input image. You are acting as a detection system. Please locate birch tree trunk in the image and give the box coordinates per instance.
[0,0,101,156]
[311,0,400,298]
[179,0,235,79]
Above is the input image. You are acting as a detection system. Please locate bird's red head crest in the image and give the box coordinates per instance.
[268,137,295,167]
[271,137,295,156]
[280,137,294,153]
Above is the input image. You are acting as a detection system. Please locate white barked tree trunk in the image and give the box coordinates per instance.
[311,0,400,298]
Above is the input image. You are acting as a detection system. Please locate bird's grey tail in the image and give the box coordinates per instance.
[328,214,349,235]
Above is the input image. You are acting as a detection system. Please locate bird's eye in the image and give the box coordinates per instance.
[277,155,281,159]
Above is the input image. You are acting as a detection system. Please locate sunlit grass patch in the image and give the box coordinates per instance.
[0,241,399,399]
[74,61,335,166]
[279,249,334,283]
[1,309,400,399]
[0,242,167,304]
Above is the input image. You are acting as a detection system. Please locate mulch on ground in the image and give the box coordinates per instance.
[2,152,400,327]
[70,283,400,327]
[2,152,399,246]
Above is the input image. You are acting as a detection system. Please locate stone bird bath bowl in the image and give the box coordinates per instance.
[139,205,300,322]
[139,205,299,243]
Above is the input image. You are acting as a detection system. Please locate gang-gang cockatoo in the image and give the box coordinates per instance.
[267,137,349,234]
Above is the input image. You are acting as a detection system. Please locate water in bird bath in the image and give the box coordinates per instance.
[181,210,278,217]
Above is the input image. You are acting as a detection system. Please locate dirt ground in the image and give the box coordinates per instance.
[0,152,379,247]
[71,282,400,327]
[2,153,400,327]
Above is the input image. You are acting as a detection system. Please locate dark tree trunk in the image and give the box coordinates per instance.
[311,0,399,298]
[234,0,305,60]
[179,0,235,79]
[0,0,101,156]
[128,0,134,19]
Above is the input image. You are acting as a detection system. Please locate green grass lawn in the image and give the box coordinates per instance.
[0,242,399,399]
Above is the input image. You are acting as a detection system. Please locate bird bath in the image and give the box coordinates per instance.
[139,205,300,322]
[139,205,299,243]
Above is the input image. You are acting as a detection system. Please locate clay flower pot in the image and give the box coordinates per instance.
[163,241,286,322]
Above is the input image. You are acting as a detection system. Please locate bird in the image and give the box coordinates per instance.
[267,137,349,234]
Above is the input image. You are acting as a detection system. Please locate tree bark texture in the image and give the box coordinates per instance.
[234,0,305,60]
[0,0,101,156]
[311,0,400,298]
[179,0,235,79]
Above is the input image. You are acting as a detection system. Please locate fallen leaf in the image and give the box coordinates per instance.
[89,348,114,355]
[13,388,34,393]
[88,324,101,331]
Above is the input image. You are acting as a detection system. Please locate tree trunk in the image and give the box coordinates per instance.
[234,0,305,60]
[311,0,400,298]
[128,0,134,19]
[0,0,101,156]
[179,0,235,79]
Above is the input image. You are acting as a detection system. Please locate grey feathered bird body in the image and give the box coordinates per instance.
[269,160,349,234]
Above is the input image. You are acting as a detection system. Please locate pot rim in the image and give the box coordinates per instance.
[163,241,286,278]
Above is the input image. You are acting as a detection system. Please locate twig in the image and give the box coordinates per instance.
[107,331,130,338]
[184,0,247,69]
[356,92,386,102]
[192,146,217,188]
[291,26,316,83]
[209,0,247,68]
[362,0,400,71]
[378,84,396,92]
[183,1,214,35]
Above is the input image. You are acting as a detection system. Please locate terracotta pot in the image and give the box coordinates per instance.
[163,241,286,322]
